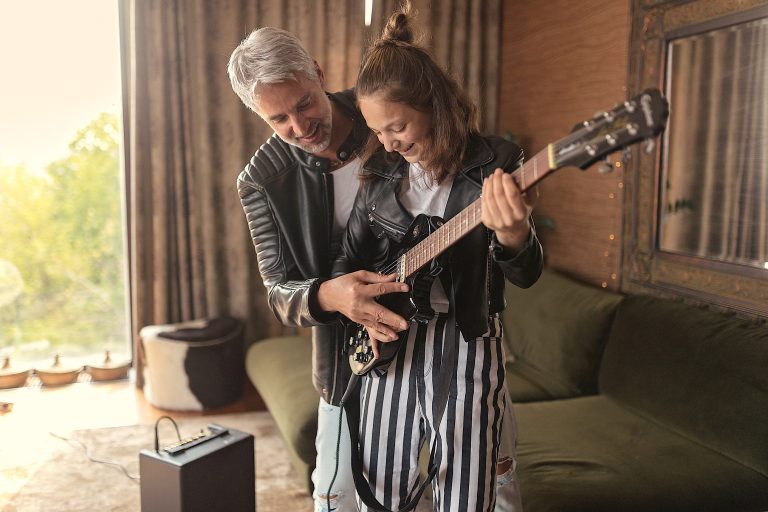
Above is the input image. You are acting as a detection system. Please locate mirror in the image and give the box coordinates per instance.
[623,1,768,318]
[659,15,768,269]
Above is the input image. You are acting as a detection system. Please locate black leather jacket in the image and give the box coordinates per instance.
[333,135,544,341]
[236,90,366,405]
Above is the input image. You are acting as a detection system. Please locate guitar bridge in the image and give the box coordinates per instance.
[353,343,374,364]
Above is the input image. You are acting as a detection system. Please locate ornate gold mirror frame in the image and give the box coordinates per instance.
[623,0,768,318]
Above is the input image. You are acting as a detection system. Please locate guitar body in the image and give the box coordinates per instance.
[348,214,446,375]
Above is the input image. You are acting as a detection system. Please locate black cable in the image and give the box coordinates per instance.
[325,373,361,512]
[153,415,182,452]
[49,415,183,484]
[324,402,344,511]
[49,432,140,482]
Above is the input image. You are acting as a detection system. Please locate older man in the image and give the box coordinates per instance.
[229,27,407,511]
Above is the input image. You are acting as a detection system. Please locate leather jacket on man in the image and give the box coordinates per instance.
[236,90,366,406]
[333,134,544,341]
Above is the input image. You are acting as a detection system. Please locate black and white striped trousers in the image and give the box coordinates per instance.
[358,313,507,512]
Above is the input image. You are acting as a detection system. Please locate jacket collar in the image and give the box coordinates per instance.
[291,89,369,172]
[362,133,495,179]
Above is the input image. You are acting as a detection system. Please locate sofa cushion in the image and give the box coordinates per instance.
[505,359,554,402]
[599,295,768,477]
[245,335,317,492]
[502,269,623,398]
[515,395,768,512]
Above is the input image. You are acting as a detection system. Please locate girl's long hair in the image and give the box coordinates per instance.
[356,0,479,183]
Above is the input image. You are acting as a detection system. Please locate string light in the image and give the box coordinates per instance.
[365,0,373,26]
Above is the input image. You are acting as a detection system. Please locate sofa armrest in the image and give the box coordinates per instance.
[246,335,316,493]
[503,268,623,399]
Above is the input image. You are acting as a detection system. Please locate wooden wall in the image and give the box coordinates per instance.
[499,0,630,290]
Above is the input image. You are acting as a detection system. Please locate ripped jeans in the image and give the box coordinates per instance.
[312,397,355,512]
[311,393,523,512]
[496,401,523,512]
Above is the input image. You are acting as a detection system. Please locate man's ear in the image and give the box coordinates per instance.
[314,60,326,88]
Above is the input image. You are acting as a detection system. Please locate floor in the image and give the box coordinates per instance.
[0,373,265,503]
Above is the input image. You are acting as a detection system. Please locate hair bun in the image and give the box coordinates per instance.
[381,1,415,44]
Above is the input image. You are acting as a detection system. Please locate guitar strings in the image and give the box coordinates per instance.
[379,259,399,276]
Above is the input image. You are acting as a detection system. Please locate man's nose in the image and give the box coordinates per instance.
[291,114,311,138]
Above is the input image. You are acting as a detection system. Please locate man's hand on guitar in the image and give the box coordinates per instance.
[481,168,532,251]
[318,270,409,340]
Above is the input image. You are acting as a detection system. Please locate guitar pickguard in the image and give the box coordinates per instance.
[348,214,446,375]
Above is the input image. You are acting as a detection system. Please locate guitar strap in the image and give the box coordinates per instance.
[342,279,459,512]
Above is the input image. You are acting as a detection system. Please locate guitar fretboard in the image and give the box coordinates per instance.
[401,148,554,279]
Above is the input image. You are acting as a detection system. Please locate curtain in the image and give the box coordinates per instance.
[370,0,503,134]
[119,0,503,387]
[120,0,364,387]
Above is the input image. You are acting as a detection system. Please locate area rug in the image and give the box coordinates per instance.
[2,411,312,511]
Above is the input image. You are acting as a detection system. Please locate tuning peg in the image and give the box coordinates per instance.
[643,138,656,154]
[598,156,614,174]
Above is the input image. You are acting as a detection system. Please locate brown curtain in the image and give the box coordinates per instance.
[370,0,503,134]
[120,0,365,386]
[119,0,503,387]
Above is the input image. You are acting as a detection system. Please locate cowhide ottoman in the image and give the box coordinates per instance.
[140,317,245,411]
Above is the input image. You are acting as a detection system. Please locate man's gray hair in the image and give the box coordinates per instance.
[227,27,318,113]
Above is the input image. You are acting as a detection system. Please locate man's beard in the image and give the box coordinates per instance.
[282,113,333,154]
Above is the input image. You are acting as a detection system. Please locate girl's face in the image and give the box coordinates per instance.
[358,93,432,165]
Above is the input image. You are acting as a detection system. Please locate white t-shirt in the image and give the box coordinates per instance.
[398,162,453,312]
[330,158,363,258]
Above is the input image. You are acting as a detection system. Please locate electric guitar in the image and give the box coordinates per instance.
[348,88,669,375]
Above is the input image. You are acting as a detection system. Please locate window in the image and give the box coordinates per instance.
[0,1,128,372]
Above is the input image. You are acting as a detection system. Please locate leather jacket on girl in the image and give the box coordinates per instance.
[333,134,544,341]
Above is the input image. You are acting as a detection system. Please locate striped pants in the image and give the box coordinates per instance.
[358,314,508,512]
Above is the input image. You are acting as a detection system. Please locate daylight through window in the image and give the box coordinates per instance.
[0,1,128,373]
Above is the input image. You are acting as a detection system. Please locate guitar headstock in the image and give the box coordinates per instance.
[552,88,669,170]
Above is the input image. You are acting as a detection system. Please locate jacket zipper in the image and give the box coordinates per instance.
[484,166,493,321]
[322,172,340,404]
[369,210,407,238]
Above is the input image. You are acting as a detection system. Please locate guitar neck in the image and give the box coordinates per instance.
[400,147,556,279]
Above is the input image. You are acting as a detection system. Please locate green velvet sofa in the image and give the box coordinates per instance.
[245,269,768,511]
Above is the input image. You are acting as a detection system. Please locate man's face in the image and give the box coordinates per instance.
[255,72,333,154]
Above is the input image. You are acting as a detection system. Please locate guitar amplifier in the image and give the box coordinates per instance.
[139,423,255,512]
